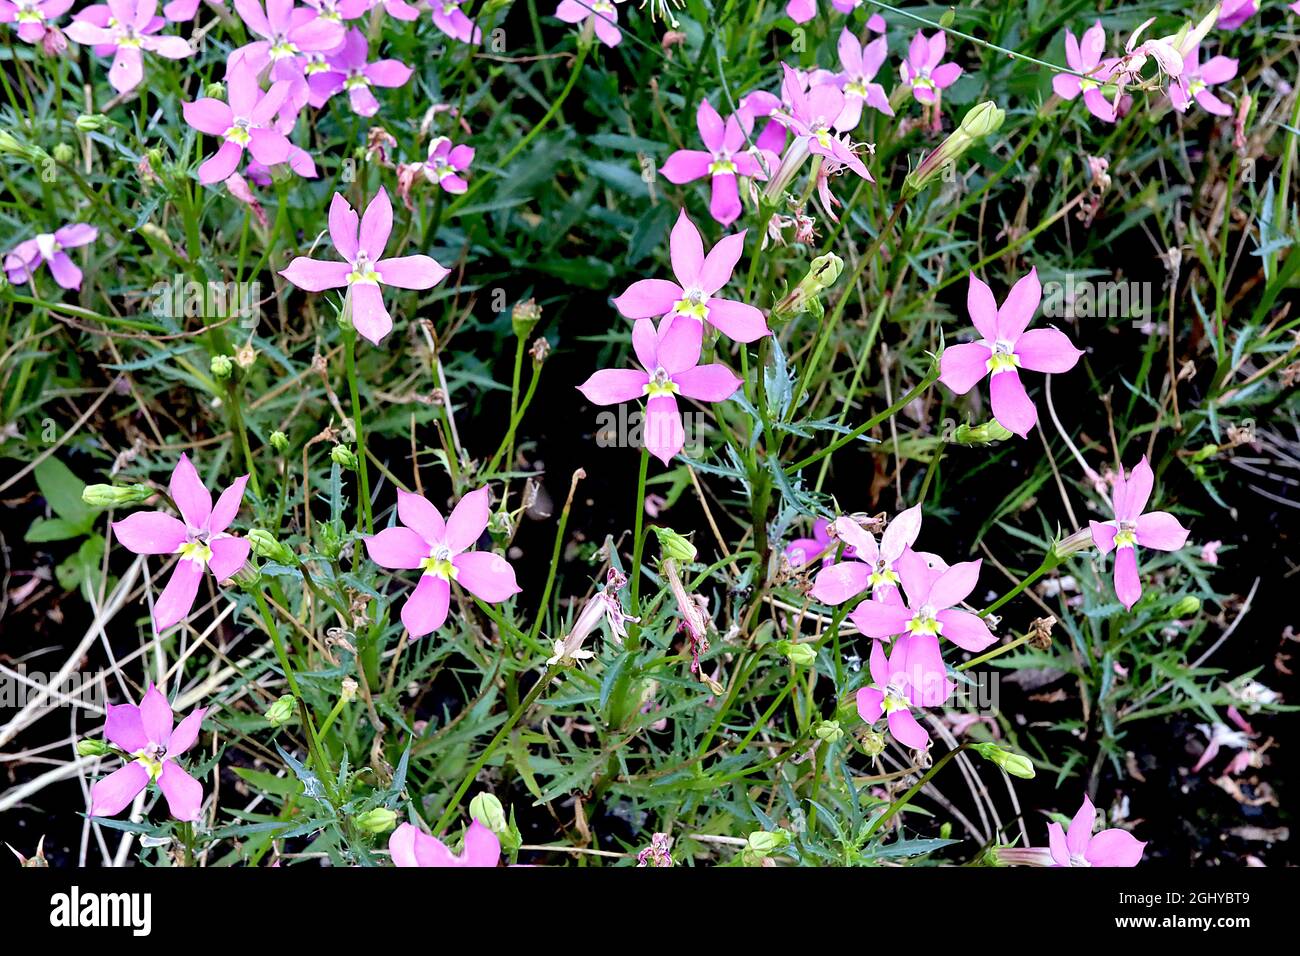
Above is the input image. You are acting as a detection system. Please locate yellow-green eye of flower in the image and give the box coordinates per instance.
[178,540,212,565]
[420,555,459,580]
[708,158,737,176]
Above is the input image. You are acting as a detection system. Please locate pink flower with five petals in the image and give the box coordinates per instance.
[849,550,996,652]
[305,27,412,116]
[280,188,450,345]
[577,314,742,464]
[900,29,962,104]
[856,633,954,751]
[1052,21,1121,123]
[65,0,193,95]
[90,685,208,822]
[812,505,922,605]
[831,28,895,130]
[111,454,251,633]
[1089,456,1190,610]
[183,69,296,184]
[364,487,522,638]
[613,209,768,344]
[1168,44,1237,117]
[660,100,768,227]
[4,223,97,290]
[938,268,1084,438]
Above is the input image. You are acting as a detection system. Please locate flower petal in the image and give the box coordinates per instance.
[927,558,980,610]
[453,551,521,603]
[849,597,912,638]
[811,560,871,605]
[989,368,1037,438]
[644,394,685,464]
[673,363,741,402]
[104,701,147,753]
[139,685,175,745]
[462,820,501,866]
[613,279,682,319]
[158,760,203,822]
[170,453,212,530]
[377,255,449,290]
[445,487,491,553]
[697,230,746,296]
[577,368,650,405]
[704,298,768,343]
[358,187,394,259]
[939,342,992,395]
[328,192,359,261]
[280,257,350,292]
[1135,511,1189,551]
[365,526,431,569]
[396,489,445,546]
[168,707,207,756]
[208,475,249,534]
[1014,328,1083,373]
[1065,795,1096,857]
[887,707,930,750]
[668,209,704,289]
[857,686,884,723]
[659,149,711,184]
[1113,545,1141,610]
[90,761,150,818]
[936,608,996,652]
[154,556,204,632]
[1085,828,1145,867]
[112,511,188,555]
[208,536,250,582]
[350,281,392,344]
[402,574,451,637]
[996,266,1041,342]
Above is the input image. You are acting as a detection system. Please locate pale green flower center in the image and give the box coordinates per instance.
[1080,77,1099,93]
[813,125,833,148]
[1187,79,1207,97]
[134,743,167,781]
[708,158,737,175]
[883,681,910,714]
[1114,527,1137,549]
[846,80,868,99]
[672,288,710,321]
[344,73,371,91]
[986,342,1021,375]
[178,540,212,566]
[644,367,679,398]
[270,40,299,60]
[420,547,458,580]
[907,604,941,637]
[304,55,330,75]
[224,119,253,146]
[348,254,381,286]
[869,566,900,589]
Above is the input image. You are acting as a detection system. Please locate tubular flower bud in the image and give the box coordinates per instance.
[903,101,1005,198]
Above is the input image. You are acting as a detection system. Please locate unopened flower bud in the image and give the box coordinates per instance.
[779,641,817,667]
[76,739,112,757]
[248,529,297,565]
[82,484,154,508]
[340,677,358,703]
[1053,527,1095,559]
[772,253,844,321]
[858,727,886,757]
[355,807,398,834]
[204,82,224,99]
[228,561,261,589]
[264,694,296,727]
[331,444,357,470]
[653,526,697,563]
[210,354,234,379]
[469,792,508,835]
[1172,595,1201,618]
[52,142,75,164]
[530,336,550,364]
[952,419,1014,444]
[972,743,1036,779]
[269,430,289,453]
[75,114,110,132]
[814,719,844,742]
[511,298,542,339]
[746,829,791,855]
[904,101,1005,198]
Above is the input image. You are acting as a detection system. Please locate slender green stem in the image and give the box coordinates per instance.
[344,327,373,534]
[432,663,562,834]
[629,445,650,616]
[252,590,336,800]
[864,744,971,840]
[957,632,1033,671]
[785,362,940,473]
[979,554,1057,618]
